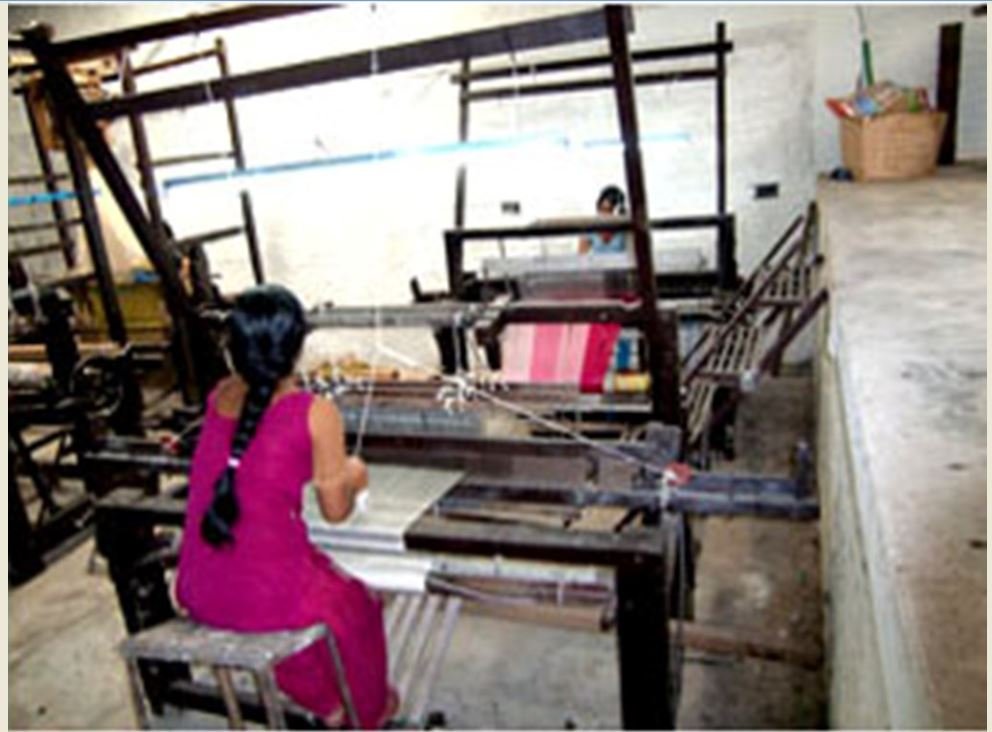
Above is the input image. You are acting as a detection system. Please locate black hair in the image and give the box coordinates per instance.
[201,283,307,547]
[596,185,626,215]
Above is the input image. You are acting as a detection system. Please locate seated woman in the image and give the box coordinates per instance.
[579,185,636,372]
[578,185,629,255]
[175,284,396,728]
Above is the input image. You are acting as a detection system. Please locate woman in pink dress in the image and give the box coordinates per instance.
[175,284,396,728]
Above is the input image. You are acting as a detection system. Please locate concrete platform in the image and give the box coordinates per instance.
[815,166,986,728]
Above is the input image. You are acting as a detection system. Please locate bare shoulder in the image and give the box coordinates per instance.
[308,394,342,433]
[214,375,245,415]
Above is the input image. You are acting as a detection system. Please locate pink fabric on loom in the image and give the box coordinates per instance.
[500,322,619,392]
[557,323,591,383]
[580,323,622,392]
[500,324,535,382]
[530,324,566,381]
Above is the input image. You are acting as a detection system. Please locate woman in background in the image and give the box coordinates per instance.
[579,185,636,372]
[578,184,629,255]
[176,283,396,728]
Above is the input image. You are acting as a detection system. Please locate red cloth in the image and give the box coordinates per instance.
[579,323,622,392]
[176,390,392,728]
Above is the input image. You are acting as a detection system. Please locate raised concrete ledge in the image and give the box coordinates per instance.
[816,168,986,729]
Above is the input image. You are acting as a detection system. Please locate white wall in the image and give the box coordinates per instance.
[8,3,980,368]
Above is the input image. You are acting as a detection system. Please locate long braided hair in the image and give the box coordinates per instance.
[201,284,307,547]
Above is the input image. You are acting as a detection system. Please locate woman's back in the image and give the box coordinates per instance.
[177,380,319,631]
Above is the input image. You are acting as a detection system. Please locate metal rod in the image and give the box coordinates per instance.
[306,299,644,330]
[86,10,615,120]
[212,667,245,730]
[253,669,286,729]
[668,489,819,520]
[125,659,152,729]
[216,38,264,284]
[451,41,734,83]
[449,480,660,511]
[466,68,716,102]
[323,630,360,728]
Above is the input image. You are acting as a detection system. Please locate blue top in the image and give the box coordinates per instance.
[588,231,628,255]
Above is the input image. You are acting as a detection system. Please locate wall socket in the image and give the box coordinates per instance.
[754,182,780,199]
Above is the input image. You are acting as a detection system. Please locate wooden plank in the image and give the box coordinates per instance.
[461,604,822,669]
[678,619,822,670]
[463,598,606,632]
[88,10,617,119]
[405,513,665,565]
[566,506,627,532]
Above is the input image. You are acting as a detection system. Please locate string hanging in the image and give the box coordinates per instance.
[352,3,384,461]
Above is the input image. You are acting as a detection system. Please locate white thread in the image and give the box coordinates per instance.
[227,456,241,469]
[353,4,384,460]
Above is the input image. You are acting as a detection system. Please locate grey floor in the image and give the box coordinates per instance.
[9,372,824,729]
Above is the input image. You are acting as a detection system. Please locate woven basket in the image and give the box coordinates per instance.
[840,111,947,181]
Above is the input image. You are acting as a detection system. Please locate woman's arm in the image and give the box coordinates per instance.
[309,396,369,523]
[578,235,592,255]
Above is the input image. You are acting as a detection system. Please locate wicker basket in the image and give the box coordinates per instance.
[840,111,947,181]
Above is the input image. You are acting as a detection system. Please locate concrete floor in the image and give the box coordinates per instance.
[9,373,824,729]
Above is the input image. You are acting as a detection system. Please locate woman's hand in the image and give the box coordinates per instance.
[345,455,369,493]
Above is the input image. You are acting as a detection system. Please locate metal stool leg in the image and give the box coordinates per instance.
[253,668,287,729]
[124,658,151,729]
[212,666,245,730]
[324,630,360,728]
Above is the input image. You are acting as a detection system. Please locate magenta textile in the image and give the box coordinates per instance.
[500,322,620,391]
[579,323,621,392]
[175,390,392,728]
